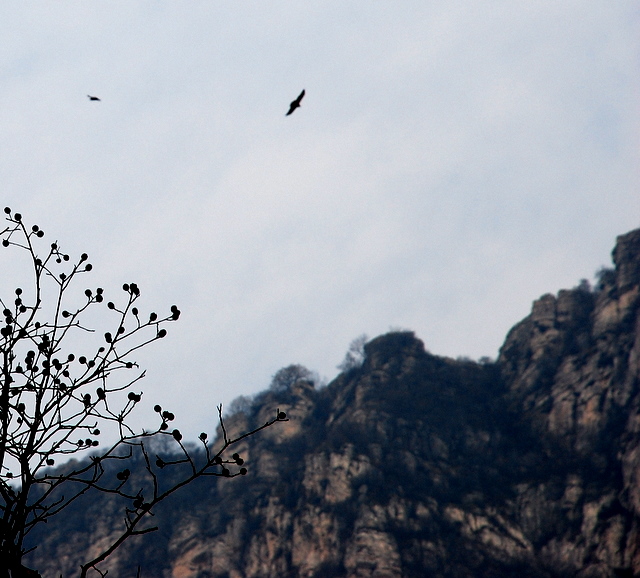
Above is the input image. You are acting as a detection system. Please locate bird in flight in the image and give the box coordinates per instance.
[286,89,305,116]
[87,95,101,101]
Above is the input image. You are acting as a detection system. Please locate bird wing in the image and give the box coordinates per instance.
[285,89,305,115]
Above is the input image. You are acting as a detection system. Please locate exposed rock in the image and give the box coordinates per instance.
[26,227,640,578]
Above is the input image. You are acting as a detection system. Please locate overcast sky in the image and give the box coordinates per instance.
[1,2,639,440]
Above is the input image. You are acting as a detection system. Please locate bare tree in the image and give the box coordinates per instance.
[0,208,286,577]
[227,394,253,416]
[269,364,313,392]
[337,334,368,372]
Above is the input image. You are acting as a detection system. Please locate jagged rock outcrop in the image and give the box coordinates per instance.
[26,228,640,577]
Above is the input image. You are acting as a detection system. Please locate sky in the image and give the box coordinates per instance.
[0,2,639,441]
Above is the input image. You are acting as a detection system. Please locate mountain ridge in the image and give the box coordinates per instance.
[26,227,640,578]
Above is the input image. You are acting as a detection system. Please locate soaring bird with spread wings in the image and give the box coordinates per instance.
[87,95,101,101]
[286,89,305,116]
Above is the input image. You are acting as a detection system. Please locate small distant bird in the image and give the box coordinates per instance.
[87,95,101,101]
[286,89,305,116]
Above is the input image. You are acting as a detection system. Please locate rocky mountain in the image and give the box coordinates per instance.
[26,227,640,577]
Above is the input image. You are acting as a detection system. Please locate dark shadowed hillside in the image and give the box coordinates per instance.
[26,228,640,577]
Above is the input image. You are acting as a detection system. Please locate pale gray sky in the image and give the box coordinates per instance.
[1,2,639,440]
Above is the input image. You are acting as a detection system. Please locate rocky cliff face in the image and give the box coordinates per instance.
[27,228,640,578]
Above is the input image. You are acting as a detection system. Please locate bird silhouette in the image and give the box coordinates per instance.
[87,95,101,101]
[286,89,305,116]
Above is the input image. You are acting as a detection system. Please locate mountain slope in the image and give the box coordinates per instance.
[27,228,640,578]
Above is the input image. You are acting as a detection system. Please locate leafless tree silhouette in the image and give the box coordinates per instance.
[0,208,287,577]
